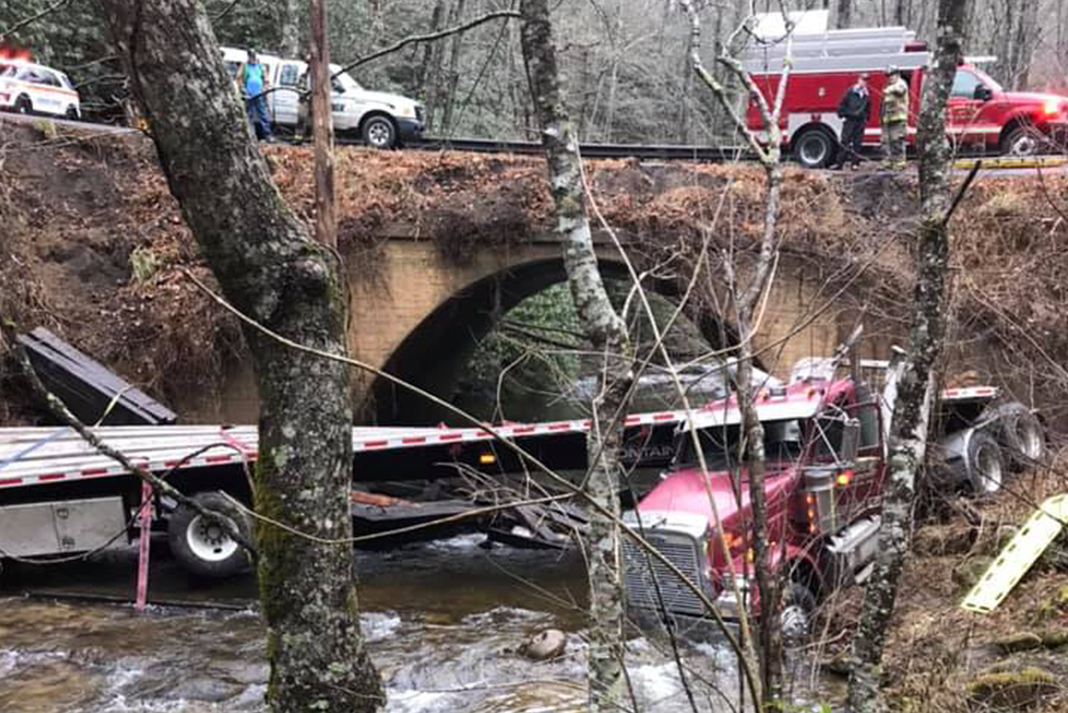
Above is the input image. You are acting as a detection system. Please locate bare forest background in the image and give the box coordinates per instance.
[4,0,1067,143]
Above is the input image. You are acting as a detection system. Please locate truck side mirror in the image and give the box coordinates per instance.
[840,418,861,464]
[974,85,993,102]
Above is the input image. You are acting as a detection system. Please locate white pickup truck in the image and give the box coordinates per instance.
[221,47,424,148]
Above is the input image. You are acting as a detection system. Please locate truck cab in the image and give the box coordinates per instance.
[622,376,885,639]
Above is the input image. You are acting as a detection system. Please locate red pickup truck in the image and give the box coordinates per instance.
[740,23,1068,168]
[622,351,1044,639]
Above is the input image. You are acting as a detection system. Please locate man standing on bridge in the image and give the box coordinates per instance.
[237,49,273,142]
[881,66,909,170]
[833,72,872,170]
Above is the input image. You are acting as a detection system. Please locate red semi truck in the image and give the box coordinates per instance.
[740,19,1068,168]
[622,348,1045,639]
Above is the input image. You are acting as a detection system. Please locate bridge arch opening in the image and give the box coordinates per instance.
[369,257,744,425]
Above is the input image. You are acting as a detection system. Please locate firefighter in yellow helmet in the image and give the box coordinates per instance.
[881,66,909,170]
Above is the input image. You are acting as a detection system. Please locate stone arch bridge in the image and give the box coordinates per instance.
[192,229,859,425]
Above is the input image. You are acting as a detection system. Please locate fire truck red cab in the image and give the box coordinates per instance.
[740,15,1068,168]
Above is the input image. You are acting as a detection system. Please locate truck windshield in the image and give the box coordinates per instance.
[681,418,803,471]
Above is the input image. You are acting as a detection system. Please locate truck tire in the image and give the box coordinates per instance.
[965,429,1005,495]
[987,402,1045,470]
[1001,126,1047,158]
[793,129,835,169]
[780,583,816,647]
[361,115,397,149]
[167,491,251,579]
[15,95,32,115]
[65,105,79,121]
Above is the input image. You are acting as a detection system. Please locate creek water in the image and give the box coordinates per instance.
[0,532,838,712]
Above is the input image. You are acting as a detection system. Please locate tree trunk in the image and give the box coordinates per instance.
[95,2,384,712]
[309,0,336,249]
[519,1,634,709]
[279,0,301,58]
[837,0,853,29]
[440,0,468,134]
[846,1,969,711]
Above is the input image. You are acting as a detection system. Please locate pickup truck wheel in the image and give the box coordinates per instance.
[65,106,79,121]
[15,95,32,115]
[793,129,835,169]
[362,115,397,149]
[780,583,816,647]
[1001,126,1048,157]
[167,492,251,579]
[967,429,1005,495]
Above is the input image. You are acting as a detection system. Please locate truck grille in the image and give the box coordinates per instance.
[622,530,708,617]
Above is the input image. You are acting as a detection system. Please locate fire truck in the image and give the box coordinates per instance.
[621,347,1045,640]
[740,13,1068,168]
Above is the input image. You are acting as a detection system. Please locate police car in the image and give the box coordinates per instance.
[0,60,81,120]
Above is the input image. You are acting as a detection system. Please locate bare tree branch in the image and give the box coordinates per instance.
[0,0,73,41]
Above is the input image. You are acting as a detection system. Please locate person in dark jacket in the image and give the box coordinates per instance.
[833,73,872,169]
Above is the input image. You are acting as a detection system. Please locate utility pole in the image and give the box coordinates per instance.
[310,0,336,249]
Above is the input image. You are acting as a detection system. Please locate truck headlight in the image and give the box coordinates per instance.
[1043,98,1065,117]
[396,103,416,119]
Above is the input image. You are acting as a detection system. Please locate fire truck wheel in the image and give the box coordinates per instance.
[1001,126,1047,158]
[168,492,251,579]
[966,429,1005,495]
[780,583,816,647]
[793,129,835,169]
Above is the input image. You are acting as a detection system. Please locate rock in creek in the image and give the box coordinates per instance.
[519,629,566,661]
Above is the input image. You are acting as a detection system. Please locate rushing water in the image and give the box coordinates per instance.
[1,534,840,713]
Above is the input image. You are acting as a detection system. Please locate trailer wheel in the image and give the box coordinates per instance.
[987,402,1045,470]
[780,583,816,647]
[168,492,251,579]
[966,429,1005,495]
[793,128,835,169]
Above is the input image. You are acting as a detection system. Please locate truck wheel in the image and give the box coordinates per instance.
[361,115,397,149]
[65,106,79,121]
[1001,126,1047,157]
[780,583,816,647]
[793,129,835,169]
[987,402,1045,470]
[167,492,251,578]
[966,429,1005,495]
[15,95,32,115]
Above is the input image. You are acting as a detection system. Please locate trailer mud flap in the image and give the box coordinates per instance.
[961,494,1068,614]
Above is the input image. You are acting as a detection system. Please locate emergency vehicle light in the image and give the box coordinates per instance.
[1044,98,1063,116]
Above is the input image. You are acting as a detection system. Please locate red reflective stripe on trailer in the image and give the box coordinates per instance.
[402,436,427,444]
[582,420,592,428]
[625,416,640,424]
[439,433,463,441]
[548,423,571,431]
[511,426,535,434]
[653,413,675,421]
[205,454,232,464]
[476,430,493,438]
[0,478,23,486]
[164,460,180,468]
[83,468,109,476]
[364,440,389,448]
[38,473,65,481]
